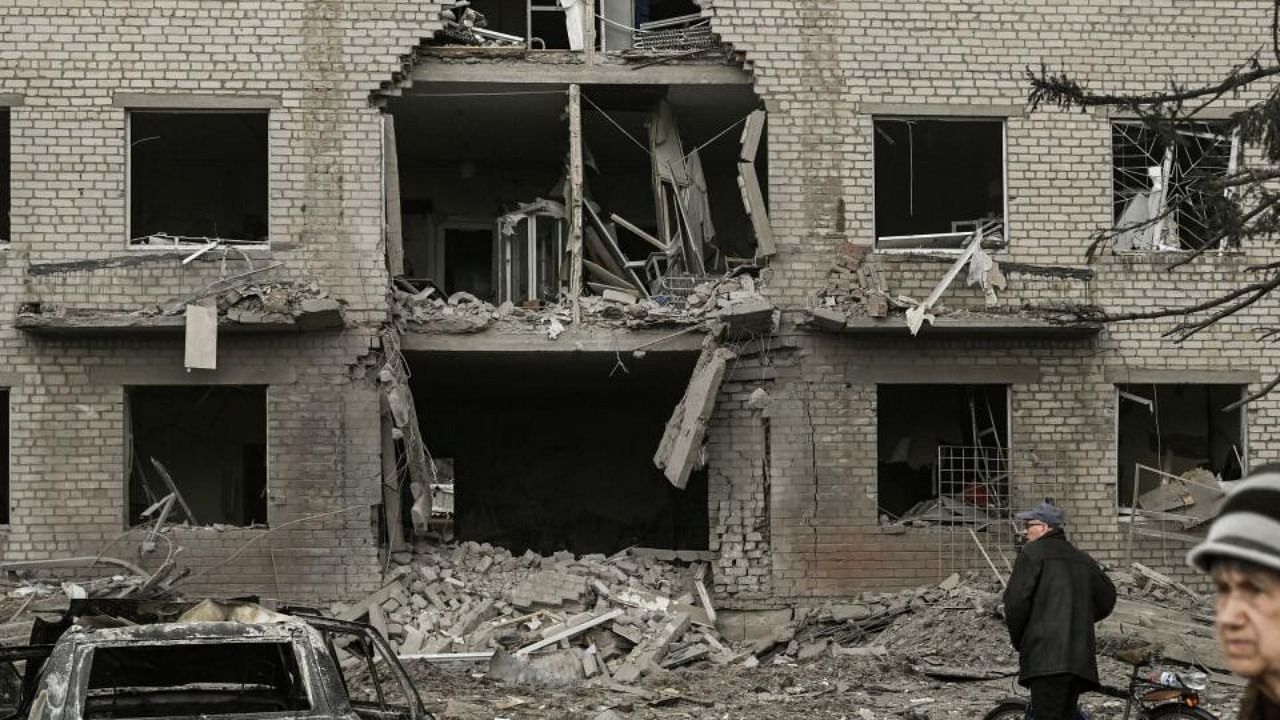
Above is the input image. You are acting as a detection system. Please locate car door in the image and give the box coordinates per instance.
[294,615,430,720]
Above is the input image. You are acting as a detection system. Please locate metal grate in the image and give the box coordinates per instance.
[931,447,1069,581]
[1111,121,1235,251]
[633,15,715,51]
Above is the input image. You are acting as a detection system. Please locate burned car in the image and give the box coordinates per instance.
[0,599,432,720]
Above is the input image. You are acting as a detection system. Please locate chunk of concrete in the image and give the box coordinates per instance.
[487,646,583,687]
[809,306,847,330]
[612,611,690,683]
[716,608,794,643]
[296,298,344,330]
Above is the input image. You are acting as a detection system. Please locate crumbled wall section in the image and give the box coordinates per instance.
[0,4,452,600]
[685,1,1280,603]
[4,1,1279,604]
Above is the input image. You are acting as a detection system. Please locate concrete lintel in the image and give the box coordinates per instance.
[0,94,24,107]
[1102,105,1243,121]
[401,327,707,353]
[90,364,297,386]
[861,102,1027,119]
[1104,368,1260,385]
[845,363,1041,385]
[837,316,1102,337]
[112,93,282,110]
[409,62,752,86]
[0,374,26,388]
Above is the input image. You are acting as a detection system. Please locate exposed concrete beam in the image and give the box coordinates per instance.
[400,327,707,353]
[90,364,297,386]
[844,363,1041,385]
[407,60,752,86]
[836,316,1102,337]
[1104,368,1261,385]
[112,93,282,109]
[860,102,1027,118]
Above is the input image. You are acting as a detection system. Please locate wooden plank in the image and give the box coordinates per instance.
[383,114,405,277]
[739,109,766,163]
[568,84,584,325]
[737,162,775,259]
[515,609,622,658]
[150,458,198,526]
[183,301,217,370]
[609,213,666,252]
[380,403,407,553]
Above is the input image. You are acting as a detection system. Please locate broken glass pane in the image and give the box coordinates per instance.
[84,641,310,719]
[1111,121,1236,252]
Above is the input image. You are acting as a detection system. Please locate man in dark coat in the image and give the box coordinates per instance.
[1003,500,1117,720]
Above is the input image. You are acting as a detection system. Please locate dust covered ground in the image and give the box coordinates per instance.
[401,648,1243,720]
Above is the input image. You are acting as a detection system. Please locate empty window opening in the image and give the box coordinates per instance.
[431,0,572,49]
[620,0,713,53]
[85,641,309,719]
[442,226,497,301]
[877,384,1009,523]
[0,390,8,525]
[1,108,8,243]
[407,351,707,555]
[126,386,267,527]
[874,118,1005,250]
[1116,384,1244,512]
[129,112,268,247]
[388,83,764,307]
[1112,121,1237,252]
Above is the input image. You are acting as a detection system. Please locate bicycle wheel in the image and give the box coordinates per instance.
[982,701,1030,720]
[1145,703,1218,720]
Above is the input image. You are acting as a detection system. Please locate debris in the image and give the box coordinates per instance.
[809,306,848,330]
[515,609,623,657]
[654,343,736,489]
[906,225,989,335]
[612,611,690,682]
[183,300,218,370]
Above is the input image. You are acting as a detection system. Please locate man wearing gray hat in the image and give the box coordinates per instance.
[1003,500,1117,720]
[1187,466,1280,719]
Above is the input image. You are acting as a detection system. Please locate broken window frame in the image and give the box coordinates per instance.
[1110,120,1240,253]
[0,106,8,246]
[125,108,272,251]
[78,639,313,719]
[124,384,269,529]
[429,219,499,302]
[1114,383,1247,514]
[871,116,1009,253]
[499,214,565,305]
[875,383,1012,525]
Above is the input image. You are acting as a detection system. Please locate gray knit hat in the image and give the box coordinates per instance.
[1187,468,1280,574]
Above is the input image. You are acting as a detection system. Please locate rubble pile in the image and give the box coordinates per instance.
[214,280,344,328]
[335,542,733,686]
[390,273,774,338]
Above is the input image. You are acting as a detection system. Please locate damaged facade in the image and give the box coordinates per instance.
[0,1,1274,610]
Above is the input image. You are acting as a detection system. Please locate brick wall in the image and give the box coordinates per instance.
[0,3,447,601]
[2,1,1276,604]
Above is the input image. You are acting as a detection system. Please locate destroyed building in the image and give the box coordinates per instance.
[0,2,1273,611]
